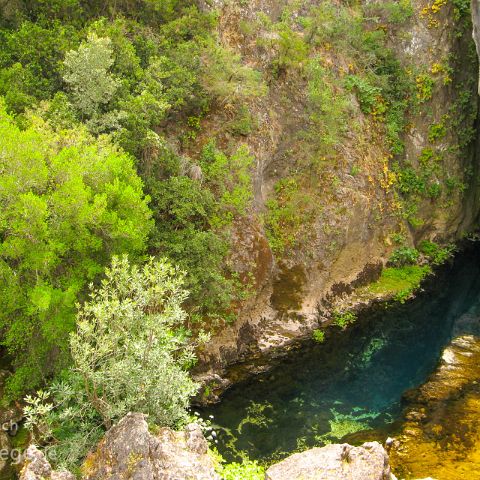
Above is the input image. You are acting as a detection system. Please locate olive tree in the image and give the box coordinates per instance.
[24,255,200,469]
[63,34,118,118]
[69,255,199,428]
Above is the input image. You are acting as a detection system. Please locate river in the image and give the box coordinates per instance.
[201,243,480,469]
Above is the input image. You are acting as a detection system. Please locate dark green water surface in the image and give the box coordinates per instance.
[201,245,480,463]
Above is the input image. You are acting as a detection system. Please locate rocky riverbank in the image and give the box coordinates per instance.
[19,414,396,480]
[389,332,480,479]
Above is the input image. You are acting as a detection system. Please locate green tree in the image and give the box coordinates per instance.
[0,101,152,395]
[147,175,234,318]
[24,256,199,469]
[0,21,80,112]
[201,41,267,104]
[63,34,119,118]
[70,255,198,427]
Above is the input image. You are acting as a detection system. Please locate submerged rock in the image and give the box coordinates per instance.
[390,335,480,479]
[265,441,395,480]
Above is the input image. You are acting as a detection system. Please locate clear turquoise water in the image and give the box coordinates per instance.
[202,246,480,463]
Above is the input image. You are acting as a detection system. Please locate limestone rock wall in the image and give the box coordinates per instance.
[193,0,480,400]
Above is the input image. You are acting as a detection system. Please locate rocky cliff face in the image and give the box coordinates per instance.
[472,0,480,92]
[192,0,480,399]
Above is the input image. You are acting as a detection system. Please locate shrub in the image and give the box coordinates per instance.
[147,175,238,320]
[427,183,442,199]
[396,167,426,196]
[344,75,383,115]
[389,247,420,267]
[0,21,80,110]
[307,58,349,148]
[70,255,199,427]
[271,24,308,74]
[229,105,256,136]
[332,311,357,329]
[201,41,267,103]
[416,73,435,103]
[366,265,431,303]
[419,147,437,165]
[25,256,200,469]
[371,0,414,23]
[144,141,254,322]
[63,34,119,118]
[312,329,325,343]
[200,141,255,226]
[211,448,264,480]
[428,120,447,142]
[217,458,265,480]
[418,240,455,265]
[264,177,316,255]
[24,374,104,471]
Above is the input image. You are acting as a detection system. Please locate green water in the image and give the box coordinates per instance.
[202,245,480,463]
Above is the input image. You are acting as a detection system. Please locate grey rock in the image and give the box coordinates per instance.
[51,473,77,480]
[19,446,74,480]
[185,423,208,455]
[266,442,395,480]
[193,373,232,405]
[20,416,219,480]
[0,431,12,479]
[451,312,480,337]
[472,0,480,93]
[85,412,219,480]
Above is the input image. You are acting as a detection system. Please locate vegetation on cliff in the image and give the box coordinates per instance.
[0,0,262,395]
[0,104,152,395]
[0,0,477,474]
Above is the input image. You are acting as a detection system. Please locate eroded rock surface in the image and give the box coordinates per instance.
[193,0,480,399]
[265,442,395,480]
[472,0,480,91]
[84,413,219,480]
[19,415,219,480]
[390,334,480,479]
[19,446,74,480]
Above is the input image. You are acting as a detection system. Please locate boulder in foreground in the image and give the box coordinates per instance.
[265,441,396,480]
[83,413,220,480]
[20,413,220,480]
[20,446,74,480]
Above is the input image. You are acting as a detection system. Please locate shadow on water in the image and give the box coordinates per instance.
[202,243,480,464]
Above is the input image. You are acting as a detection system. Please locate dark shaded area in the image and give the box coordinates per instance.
[270,264,307,313]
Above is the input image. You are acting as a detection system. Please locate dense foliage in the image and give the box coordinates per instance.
[0,104,152,395]
[0,0,263,394]
[70,255,198,427]
[25,256,199,469]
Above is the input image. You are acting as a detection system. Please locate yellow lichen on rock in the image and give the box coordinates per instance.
[420,0,448,28]
[390,335,480,479]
